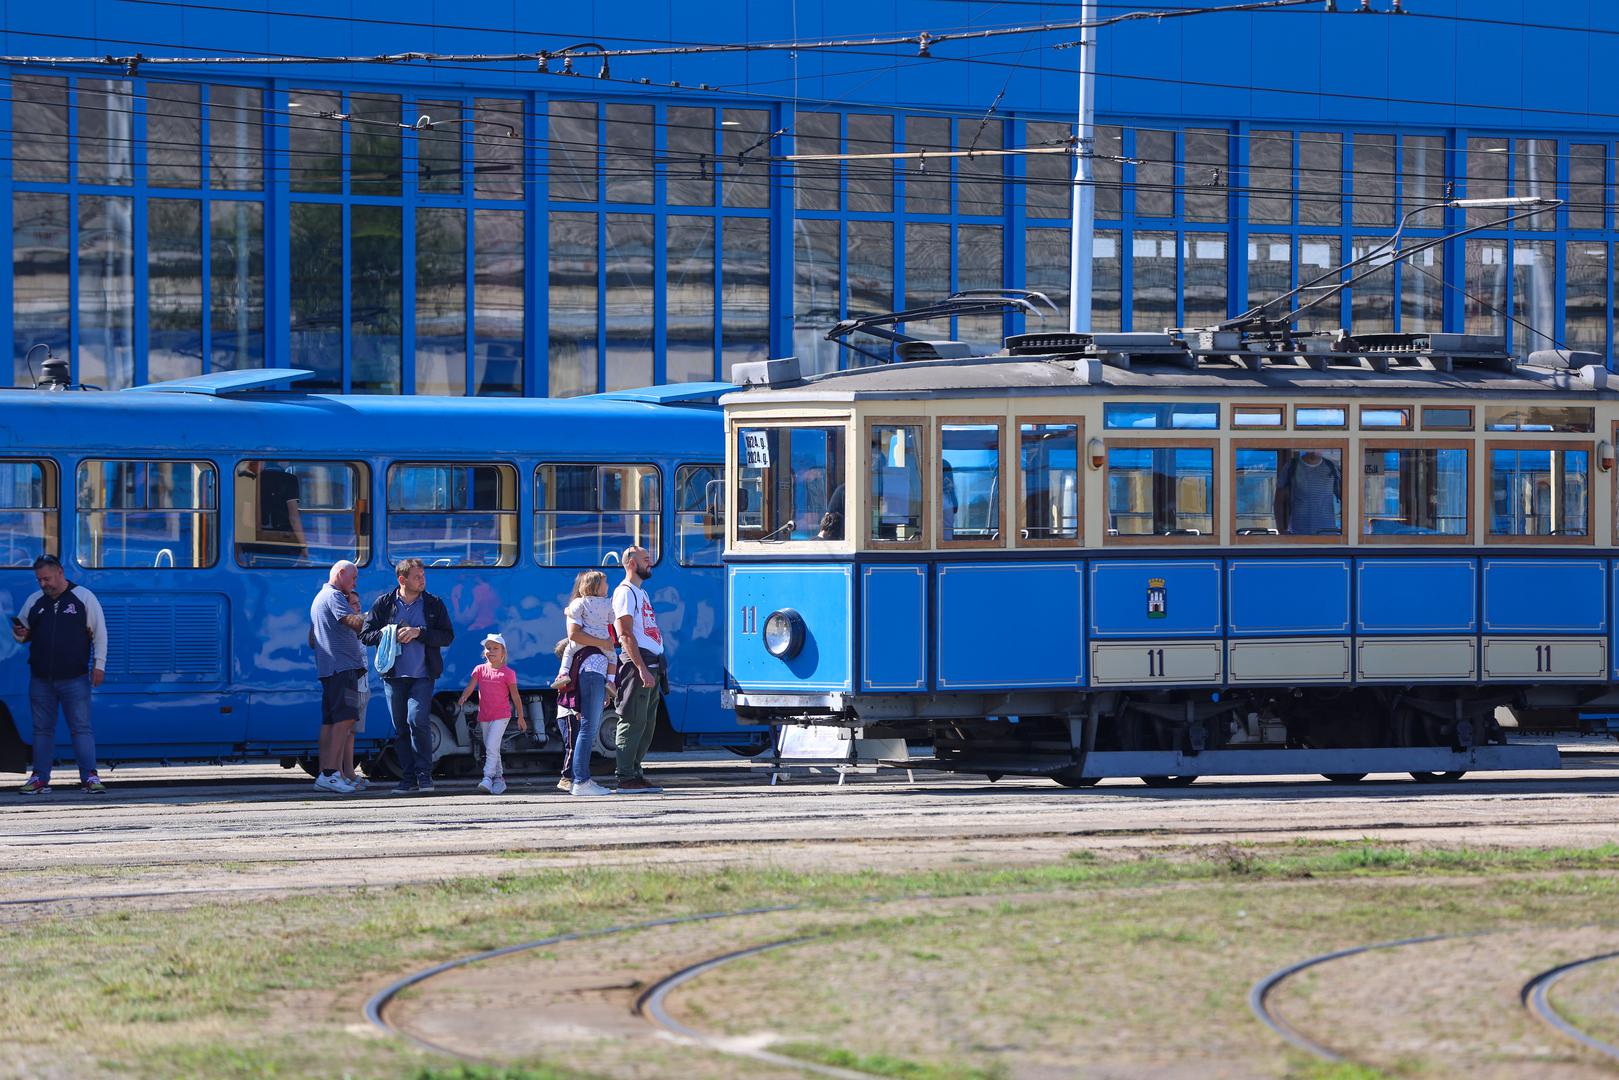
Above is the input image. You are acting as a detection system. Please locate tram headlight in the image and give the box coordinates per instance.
[762,608,805,659]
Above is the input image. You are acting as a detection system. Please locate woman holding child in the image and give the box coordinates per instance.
[552,570,617,797]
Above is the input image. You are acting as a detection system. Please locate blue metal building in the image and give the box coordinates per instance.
[3,1,1616,397]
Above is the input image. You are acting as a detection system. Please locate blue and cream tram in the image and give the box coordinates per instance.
[0,368,761,775]
[722,305,1614,784]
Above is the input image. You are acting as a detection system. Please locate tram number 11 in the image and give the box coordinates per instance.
[1535,644,1553,673]
[1145,647,1168,677]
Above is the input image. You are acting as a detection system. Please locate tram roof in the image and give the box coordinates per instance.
[723,354,1618,406]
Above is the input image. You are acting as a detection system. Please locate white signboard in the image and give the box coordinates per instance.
[743,431,771,469]
[776,723,852,761]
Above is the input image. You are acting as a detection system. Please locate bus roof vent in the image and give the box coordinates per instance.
[895,340,976,362]
[733,356,802,388]
[126,368,316,396]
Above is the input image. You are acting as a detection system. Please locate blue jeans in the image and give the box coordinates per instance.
[572,671,607,783]
[383,676,436,784]
[29,675,97,782]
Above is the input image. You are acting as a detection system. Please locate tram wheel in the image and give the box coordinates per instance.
[1322,773,1368,784]
[1050,771,1100,789]
[1410,770,1466,783]
[1140,775,1196,788]
[369,745,404,780]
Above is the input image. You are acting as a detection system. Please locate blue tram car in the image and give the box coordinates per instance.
[0,368,762,775]
[722,304,1613,785]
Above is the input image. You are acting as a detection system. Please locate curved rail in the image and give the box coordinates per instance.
[1521,950,1619,1062]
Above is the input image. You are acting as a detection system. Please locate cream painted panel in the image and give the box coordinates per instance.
[1228,638,1350,684]
[1090,641,1223,686]
[1357,637,1476,681]
[1482,636,1607,681]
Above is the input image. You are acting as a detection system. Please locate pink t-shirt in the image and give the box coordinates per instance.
[472,663,517,722]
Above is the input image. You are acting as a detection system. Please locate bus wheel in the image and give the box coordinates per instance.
[1141,775,1196,788]
[367,745,403,780]
[297,757,320,778]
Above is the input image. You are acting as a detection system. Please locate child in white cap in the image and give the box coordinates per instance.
[455,632,525,794]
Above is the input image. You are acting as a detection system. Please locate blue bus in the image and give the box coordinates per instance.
[0,368,763,776]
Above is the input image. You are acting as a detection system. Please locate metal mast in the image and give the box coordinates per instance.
[1067,0,1097,333]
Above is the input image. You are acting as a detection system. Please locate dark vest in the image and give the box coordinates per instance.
[27,585,94,680]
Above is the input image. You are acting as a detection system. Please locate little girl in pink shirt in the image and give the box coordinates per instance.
[455,632,525,794]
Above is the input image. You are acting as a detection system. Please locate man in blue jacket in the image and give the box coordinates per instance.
[360,558,455,794]
[12,554,108,794]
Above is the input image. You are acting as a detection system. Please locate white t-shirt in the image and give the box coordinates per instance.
[563,594,614,677]
[612,580,664,657]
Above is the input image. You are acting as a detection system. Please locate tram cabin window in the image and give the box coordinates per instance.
[674,464,723,566]
[1489,447,1589,537]
[387,463,517,568]
[1361,447,1469,537]
[0,460,58,567]
[1360,406,1411,430]
[1232,406,1284,429]
[1422,406,1473,431]
[734,427,846,542]
[868,424,923,543]
[1103,402,1219,430]
[939,423,1002,544]
[1106,445,1215,537]
[1295,406,1348,429]
[535,464,661,566]
[77,459,218,568]
[1018,423,1079,542]
[1234,447,1343,537]
[235,461,370,568]
[1483,405,1595,433]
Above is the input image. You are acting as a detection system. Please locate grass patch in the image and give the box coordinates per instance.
[777,1043,1007,1080]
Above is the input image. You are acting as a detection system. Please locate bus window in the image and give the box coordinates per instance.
[1361,446,1469,539]
[387,463,517,567]
[535,464,661,566]
[1018,422,1079,544]
[735,427,846,543]
[1233,446,1344,538]
[1489,445,1589,538]
[674,464,722,566]
[1106,444,1215,538]
[867,423,923,543]
[0,460,57,566]
[76,459,218,568]
[235,461,370,568]
[939,421,1002,544]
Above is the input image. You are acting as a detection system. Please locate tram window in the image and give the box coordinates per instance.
[76,459,218,568]
[1103,402,1219,430]
[1361,447,1469,538]
[1421,406,1473,431]
[1234,447,1343,538]
[1232,406,1284,428]
[1106,445,1215,538]
[1489,447,1589,538]
[1359,406,1411,430]
[1018,422,1080,543]
[387,463,517,568]
[868,424,924,543]
[234,461,370,568]
[1484,406,1595,433]
[939,422,1002,544]
[735,427,846,543]
[0,460,58,567]
[675,464,723,566]
[535,464,661,566]
[1295,406,1347,429]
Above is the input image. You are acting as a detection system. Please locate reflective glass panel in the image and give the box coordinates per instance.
[1026,226,1070,328]
[734,427,846,543]
[11,193,70,386]
[1466,137,1509,227]
[1106,447,1214,536]
[1024,120,1072,220]
[548,101,597,203]
[903,116,950,214]
[721,109,771,209]
[147,198,204,383]
[474,99,523,200]
[795,111,840,212]
[668,216,717,383]
[0,461,58,566]
[350,204,403,395]
[147,83,201,187]
[1483,406,1594,433]
[1235,448,1343,536]
[76,460,218,568]
[1400,244,1444,334]
[1511,240,1556,354]
[290,203,343,390]
[535,463,661,566]
[604,214,654,392]
[79,195,136,389]
[386,463,517,567]
[956,225,1003,349]
[78,79,134,185]
[1360,407,1411,429]
[605,103,654,204]
[940,424,1000,542]
[1183,129,1227,223]
[1463,239,1507,338]
[793,218,840,377]
[1233,406,1284,428]
[473,209,524,396]
[1019,423,1079,542]
[417,100,463,194]
[666,106,714,207]
[867,425,921,542]
[1352,133,1395,226]
[1131,232,1176,331]
[1134,129,1174,218]
[1295,406,1347,428]
[847,220,893,324]
[1248,131,1291,225]
[289,89,342,193]
[1421,407,1473,431]
[1403,135,1446,227]
[1247,235,1290,319]
[1514,139,1556,230]
[415,207,467,396]
[721,216,770,378]
[1361,448,1469,536]
[1566,243,1607,353]
[1094,125,1123,218]
[1350,238,1395,335]
[13,76,68,182]
[1103,403,1219,430]
[210,201,265,372]
[209,86,263,191]
[350,92,402,196]
[955,118,1002,217]
[674,464,723,567]
[1570,144,1606,230]
[846,113,893,213]
[1489,448,1588,537]
[1299,132,1342,226]
[1183,235,1227,327]
[235,460,370,567]
[548,211,598,397]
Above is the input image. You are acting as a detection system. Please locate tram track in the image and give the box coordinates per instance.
[1521,950,1619,1061]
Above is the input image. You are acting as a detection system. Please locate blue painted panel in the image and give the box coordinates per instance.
[727,564,852,693]
[937,562,1082,690]
[1227,559,1350,637]
[1089,560,1220,639]
[1483,559,1608,635]
[861,565,927,693]
[1357,558,1477,635]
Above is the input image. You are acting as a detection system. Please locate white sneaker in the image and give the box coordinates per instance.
[477,777,494,794]
[314,773,355,794]
[491,778,507,795]
[346,776,369,792]
[571,779,611,797]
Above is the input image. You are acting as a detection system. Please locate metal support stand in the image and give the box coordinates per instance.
[761,726,914,785]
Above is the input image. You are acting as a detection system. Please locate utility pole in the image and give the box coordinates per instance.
[1067,0,1097,333]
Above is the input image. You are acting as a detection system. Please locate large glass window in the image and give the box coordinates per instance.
[735,427,846,543]
[1463,239,1508,338]
[1248,131,1292,225]
[209,86,263,191]
[1132,232,1176,331]
[13,76,69,182]
[417,100,463,195]
[350,204,403,395]
[1134,129,1175,219]
[79,195,136,389]
[1026,226,1070,327]
[473,209,524,396]
[794,217,841,377]
[1352,134,1395,227]
[666,106,715,207]
[847,114,893,213]
[1361,446,1469,538]
[11,193,70,387]
[1247,235,1290,317]
[721,217,771,378]
[956,118,1003,217]
[604,214,654,391]
[847,221,893,326]
[956,225,1003,348]
[415,208,467,396]
[290,203,343,390]
[474,99,523,201]
[1106,445,1215,538]
[1183,236,1227,327]
[387,463,517,568]
[905,222,950,312]
[1513,139,1556,230]
[148,83,202,188]
[235,461,370,568]
[210,201,265,372]
[1400,244,1444,334]
[605,103,654,205]
[0,461,58,567]
[721,109,772,209]
[1511,240,1556,354]
[1183,129,1227,223]
[147,199,204,383]
[548,211,598,397]
[1299,132,1342,226]
[535,464,661,566]
[76,459,218,569]
[795,111,840,212]
[289,89,342,194]
[1349,238,1395,335]
[1234,447,1344,538]
[349,93,402,197]
[1466,138,1509,227]
[549,101,598,203]
[78,79,133,186]
[1024,120,1072,220]
[674,464,723,566]
[1489,447,1588,538]
[1484,406,1594,433]
[1018,422,1079,544]
[1566,244,1608,352]
[939,422,1001,544]
[903,116,951,215]
[867,424,922,543]
[1403,135,1445,226]
[1570,145,1607,231]
[668,216,717,382]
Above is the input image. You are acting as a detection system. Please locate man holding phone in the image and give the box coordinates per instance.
[12,554,107,794]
